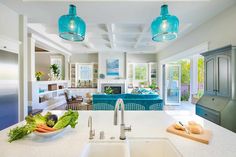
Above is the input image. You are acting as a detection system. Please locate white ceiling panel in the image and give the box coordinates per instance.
[2,0,235,54]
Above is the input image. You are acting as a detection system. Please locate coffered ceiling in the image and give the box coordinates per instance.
[1,0,235,54]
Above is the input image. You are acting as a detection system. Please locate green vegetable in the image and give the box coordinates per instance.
[53,116,71,129]
[46,114,58,127]
[53,110,79,129]
[8,111,78,142]
[25,112,52,126]
[8,124,36,143]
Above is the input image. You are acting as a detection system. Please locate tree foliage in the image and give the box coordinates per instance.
[177,59,190,84]
[198,57,204,84]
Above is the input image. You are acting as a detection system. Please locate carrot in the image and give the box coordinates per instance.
[35,127,51,133]
[37,124,57,131]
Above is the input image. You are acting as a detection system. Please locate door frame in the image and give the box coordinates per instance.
[159,42,209,106]
[164,63,181,105]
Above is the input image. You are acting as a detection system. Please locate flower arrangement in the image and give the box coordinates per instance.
[35,71,44,81]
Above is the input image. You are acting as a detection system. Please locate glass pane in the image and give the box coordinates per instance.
[78,65,92,80]
[128,64,133,79]
[166,64,181,104]
[128,64,133,88]
[135,64,147,81]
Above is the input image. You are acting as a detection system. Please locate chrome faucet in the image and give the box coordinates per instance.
[88,116,95,139]
[114,98,131,140]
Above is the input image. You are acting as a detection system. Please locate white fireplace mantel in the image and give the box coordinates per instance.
[97,79,128,93]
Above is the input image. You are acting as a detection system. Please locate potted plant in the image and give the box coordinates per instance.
[35,71,44,81]
[50,64,60,80]
[149,82,157,90]
[104,86,113,94]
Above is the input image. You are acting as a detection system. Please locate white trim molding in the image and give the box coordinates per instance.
[160,42,209,64]
[29,32,71,56]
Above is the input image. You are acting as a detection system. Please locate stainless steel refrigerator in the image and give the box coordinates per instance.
[0,50,18,130]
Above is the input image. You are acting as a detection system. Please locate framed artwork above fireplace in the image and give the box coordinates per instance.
[106,59,119,76]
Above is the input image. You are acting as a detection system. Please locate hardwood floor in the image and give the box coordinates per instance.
[52,104,66,110]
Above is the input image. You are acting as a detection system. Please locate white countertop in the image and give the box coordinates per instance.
[1,111,236,157]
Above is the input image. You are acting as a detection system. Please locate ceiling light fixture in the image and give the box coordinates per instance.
[58,4,86,42]
[151,4,179,42]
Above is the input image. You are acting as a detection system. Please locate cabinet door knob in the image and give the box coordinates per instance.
[212,98,215,101]
[3,46,7,49]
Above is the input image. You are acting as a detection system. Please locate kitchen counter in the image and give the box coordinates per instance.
[0,111,236,157]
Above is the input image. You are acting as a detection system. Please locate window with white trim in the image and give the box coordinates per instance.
[77,64,93,81]
[134,63,148,81]
[128,63,148,87]
[50,55,63,76]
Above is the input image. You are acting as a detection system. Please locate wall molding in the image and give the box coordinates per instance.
[160,42,209,64]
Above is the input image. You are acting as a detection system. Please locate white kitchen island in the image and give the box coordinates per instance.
[0,111,236,157]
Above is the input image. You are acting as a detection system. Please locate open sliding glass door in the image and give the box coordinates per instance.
[165,64,181,105]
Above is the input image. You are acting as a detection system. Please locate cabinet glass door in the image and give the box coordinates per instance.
[165,64,181,105]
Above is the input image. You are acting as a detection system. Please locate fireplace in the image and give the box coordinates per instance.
[98,79,128,94]
[104,86,122,94]
[101,83,125,94]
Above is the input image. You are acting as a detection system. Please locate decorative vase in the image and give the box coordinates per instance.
[36,77,40,81]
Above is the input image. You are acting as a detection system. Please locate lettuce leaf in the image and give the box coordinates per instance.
[53,110,79,129]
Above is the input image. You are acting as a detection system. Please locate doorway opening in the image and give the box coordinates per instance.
[163,55,204,111]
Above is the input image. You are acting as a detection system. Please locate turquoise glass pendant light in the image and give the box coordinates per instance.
[151,5,179,42]
[58,4,86,42]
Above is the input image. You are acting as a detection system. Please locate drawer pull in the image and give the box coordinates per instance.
[204,113,208,116]
[3,46,7,49]
[212,98,215,101]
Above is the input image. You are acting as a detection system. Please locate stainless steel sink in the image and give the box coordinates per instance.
[81,138,182,157]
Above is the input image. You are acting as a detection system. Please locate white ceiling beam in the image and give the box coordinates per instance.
[82,37,97,50]
[133,24,150,49]
[29,31,72,56]
[106,24,114,49]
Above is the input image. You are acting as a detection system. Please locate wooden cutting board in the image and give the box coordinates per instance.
[166,124,212,144]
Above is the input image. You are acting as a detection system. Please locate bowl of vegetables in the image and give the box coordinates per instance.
[8,110,79,142]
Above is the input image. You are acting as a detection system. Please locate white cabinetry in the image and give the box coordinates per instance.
[70,63,98,88]
[70,63,77,87]
[0,35,20,53]
[30,81,69,110]
[148,63,157,85]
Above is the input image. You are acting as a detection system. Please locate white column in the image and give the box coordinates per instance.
[18,15,28,121]
[27,34,36,109]
[190,55,199,102]
[28,34,36,82]
[125,52,128,79]
[156,54,163,98]
[64,54,70,80]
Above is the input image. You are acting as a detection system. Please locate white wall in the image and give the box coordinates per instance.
[35,53,65,81]
[97,53,157,79]
[0,3,19,40]
[35,53,51,80]
[70,53,98,63]
[127,54,157,63]
[158,4,236,61]
[98,52,125,78]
